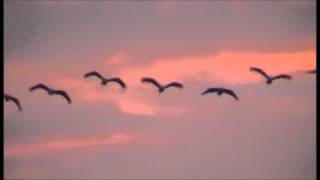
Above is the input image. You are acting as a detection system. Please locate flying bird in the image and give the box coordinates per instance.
[4,94,22,111]
[202,87,239,101]
[84,71,126,89]
[141,77,183,94]
[249,67,292,85]
[306,69,316,74]
[29,83,72,104]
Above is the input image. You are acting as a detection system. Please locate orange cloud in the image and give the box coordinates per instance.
[111,50,316,86]
[52,50,315,117]
[4,133,135,158]
[5,50,314,117]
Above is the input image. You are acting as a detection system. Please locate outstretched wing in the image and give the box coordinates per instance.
[108,77,127,89]
[163,82,183,90]
[271,74,292,81]
[29,83,50,93]
[201,88,220,95]
[250,67,270,80]
[4,94,22,111]
[141,77,162,89]
[52,90,72,104]
[84,71,105,82]
[222,88,239,101]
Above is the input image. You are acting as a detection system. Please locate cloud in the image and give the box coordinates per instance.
[4,2,316,178]
[53,78,186,117]
[5,50,313,117]
[4,133,135,158]
[113,50,316,86]
[4,1,315,64]
[106,53,130,65]
[4,48,315,121]
[4,72,316,179]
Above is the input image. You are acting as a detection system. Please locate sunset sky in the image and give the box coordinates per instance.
[4,1,316,179]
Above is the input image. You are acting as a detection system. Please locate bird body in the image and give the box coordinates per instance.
[202,87,239,101]
[84,71,126,89]
[141,77,183,94]
[4,94,22,111]
[29,83,72,104]
[250,67,291,85]
[306,69,316,74]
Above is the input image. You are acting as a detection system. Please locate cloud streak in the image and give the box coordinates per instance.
[113,50,315,86]
[5,133,135,158]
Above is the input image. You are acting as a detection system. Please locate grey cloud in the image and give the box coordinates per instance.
[4,72,316,179]
[4,1,316,64]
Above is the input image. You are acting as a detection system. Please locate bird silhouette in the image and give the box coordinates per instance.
[249,67,292,85]
[29,83,72,104]
[202,87,239,101]
[141,77,183,94]
[84,71,126,89]
[4,94,22,111]
[306,69,316,74]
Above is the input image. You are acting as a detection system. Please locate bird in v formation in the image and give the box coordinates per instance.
[6,66,316,111]
[141,77,184,95]
[29,83,72,104]
[84,71,126,89]
[4,94,22,111]
[249,67,292,85]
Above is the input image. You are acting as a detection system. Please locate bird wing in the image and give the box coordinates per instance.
[4,94,22,111]
[84,71,105,82]
[249,67,270,80]
[222,88,239,101]
[271,74,292,81]
[107,78,127,89]
[201,88,220,95]
[29,83,50,92]
[163,82,183,90]
[141,77,162,89]
[52,90,72,104]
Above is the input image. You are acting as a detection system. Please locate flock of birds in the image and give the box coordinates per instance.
[4,67,316,112]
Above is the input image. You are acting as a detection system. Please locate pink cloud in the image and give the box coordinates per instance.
[50,49,314,118]
[53,78,186,117]
[4,133,135,158]
[111,50,316,86]
[5,50,314,117]
[106,53,130,65]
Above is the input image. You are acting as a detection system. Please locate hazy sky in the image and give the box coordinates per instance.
[4,1,316,179]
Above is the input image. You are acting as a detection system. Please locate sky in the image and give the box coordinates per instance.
[4,1,316,179]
